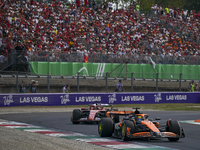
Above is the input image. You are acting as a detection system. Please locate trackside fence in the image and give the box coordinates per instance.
[1,92,199,107]
[0,71,199,93]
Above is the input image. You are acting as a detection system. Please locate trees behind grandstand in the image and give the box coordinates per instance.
[96,0,199,12]
[140,0,199,12]
[153,0,200,11]
[142,0,200,11]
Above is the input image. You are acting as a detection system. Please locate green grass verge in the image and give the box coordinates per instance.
[1,103,200,111]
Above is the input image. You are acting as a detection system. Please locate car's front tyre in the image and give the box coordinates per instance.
[71,109,81,124]
[122,120,136,141]
[98,118,114,137]
[166,120,181,141]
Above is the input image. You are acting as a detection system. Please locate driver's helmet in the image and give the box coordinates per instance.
[135,115,142,121]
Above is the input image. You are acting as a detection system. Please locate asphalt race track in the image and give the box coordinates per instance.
[0,110,199,150]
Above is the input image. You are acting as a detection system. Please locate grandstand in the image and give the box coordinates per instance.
[0,0,199,67]
[0,0,199,92]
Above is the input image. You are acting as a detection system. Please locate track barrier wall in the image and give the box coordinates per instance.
[1,92,200,107]
[29,62,200,80]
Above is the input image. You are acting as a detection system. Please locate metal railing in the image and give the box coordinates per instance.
[0,50,200,76]
[26,51,200,65]
[0,51,199,73]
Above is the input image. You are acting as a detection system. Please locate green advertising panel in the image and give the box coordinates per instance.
[29,62,200,80]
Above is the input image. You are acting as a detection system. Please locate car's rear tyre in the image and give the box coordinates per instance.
[98,118,114,137]
[166,120,181,141]
[122,120,136,141]
[71,109,81,124]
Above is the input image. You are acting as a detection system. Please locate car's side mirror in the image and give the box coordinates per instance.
[155,117,161,120]
[148,118,153,121]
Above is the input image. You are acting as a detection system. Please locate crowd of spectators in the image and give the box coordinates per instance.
[0,0,200,65]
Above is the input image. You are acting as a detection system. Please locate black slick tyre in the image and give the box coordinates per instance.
[71,109,81,124]
[122,120,135,141]
[98,118,113,137]
[166,120,181,141]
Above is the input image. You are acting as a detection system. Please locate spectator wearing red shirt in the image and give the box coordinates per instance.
[76,0,81,8]
[84,0,89,7]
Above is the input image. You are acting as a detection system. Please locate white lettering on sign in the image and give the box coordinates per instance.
[121,96,144,101]
[20,97,48,103]
[75,96,101,102]
[166,95,187,101]
[20,97,30,103]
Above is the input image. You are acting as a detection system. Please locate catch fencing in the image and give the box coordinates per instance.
[27,52,200,65]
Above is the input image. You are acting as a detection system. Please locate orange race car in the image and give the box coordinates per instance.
[71,102,134,124]
[98,107,185,141]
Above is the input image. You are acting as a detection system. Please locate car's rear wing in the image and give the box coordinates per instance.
[106,110,135,116]
[100,104,113,107]
[88,103,113,107]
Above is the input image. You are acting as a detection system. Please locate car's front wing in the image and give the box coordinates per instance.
[126,131,185,139]
[77,117,101,123]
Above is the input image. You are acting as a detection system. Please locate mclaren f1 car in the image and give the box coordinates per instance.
[71,103,134,124]
[98,107,185,141]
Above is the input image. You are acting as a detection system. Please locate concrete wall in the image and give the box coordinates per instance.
[0,77,190,93]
